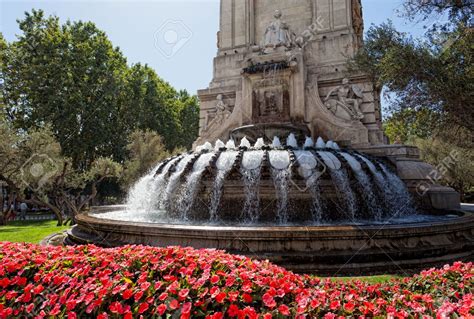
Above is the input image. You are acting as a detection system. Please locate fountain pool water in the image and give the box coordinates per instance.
[67,135,474,275]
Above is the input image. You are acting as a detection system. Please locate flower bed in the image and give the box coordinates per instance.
[0,242,472,318]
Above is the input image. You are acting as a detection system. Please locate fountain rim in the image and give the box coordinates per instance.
[81,205,473,233]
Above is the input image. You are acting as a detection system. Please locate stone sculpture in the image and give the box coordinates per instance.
[324,78,364,120]
[352,0,364,49]
[262,10,294,50]
[203,94,231,132]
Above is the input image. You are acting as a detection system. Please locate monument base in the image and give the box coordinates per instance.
[357,144,461,210]
[66,207,474,276]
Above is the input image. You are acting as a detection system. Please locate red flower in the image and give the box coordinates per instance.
[227,304,239,317]
[215,292,226,303]
[122,289,133,300]
[344,301,355,312]
[242,293,253,303]
[109,301,123,314]
[169,299,179,310]
[138,302,149,314]
[179,288,190,300]
[134,290,144,301]
[157,304,167,315]
[278,304,290,315]
[32,284,44,294]
[262,293,277,308]
[329,300,340,310]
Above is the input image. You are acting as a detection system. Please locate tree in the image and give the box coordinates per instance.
[0,123,122,225]
[415,129,474,201]
[120,64,182,151]
[1,10,129,169]
[383,108,442,144]
[121,130,170,189]
[1,11,201,169]
[176,90,200,150]
[351,21,473,141]
[401,0,473,25]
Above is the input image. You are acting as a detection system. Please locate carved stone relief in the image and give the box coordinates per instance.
[202,94,233,133]
[352,0,364,49]
[323,78,364,121]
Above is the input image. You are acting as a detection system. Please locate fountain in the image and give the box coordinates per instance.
[67,1,473,274]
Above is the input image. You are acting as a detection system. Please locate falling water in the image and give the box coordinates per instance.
[303,136,314,148]
[209,151,238,221]
[319,152,357,220]
[272,136,282,148]
[214,139,225,151]
[379,164,416,216]
[241,150,264,222]
[315,137,326,148]
[126,174,155,212]
[340,152,383,220]
[127,157,181,212]
[123,135,418,226]
[356,154,416,217]
[226,139,236,149]
[254,138,265,149]
[269,150,291,224]
[240,137,251,148]
[162,154,194,209]
[294,150,324,222]
[196,142,213,153]
[178,152,215,220]
[286,133,298,148]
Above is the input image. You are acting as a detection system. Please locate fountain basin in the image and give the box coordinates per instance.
[67,206,474,275]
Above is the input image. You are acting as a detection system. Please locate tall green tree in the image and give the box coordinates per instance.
[351,21,473,140]
[1,10,128,168]
[1,10,200,171]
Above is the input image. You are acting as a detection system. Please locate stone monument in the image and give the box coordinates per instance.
[196,0,459,209]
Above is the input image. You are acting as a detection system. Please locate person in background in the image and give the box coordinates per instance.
[7,202,16,221]
[19,202,28,220]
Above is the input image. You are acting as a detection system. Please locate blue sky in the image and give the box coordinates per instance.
[1,0,430,95]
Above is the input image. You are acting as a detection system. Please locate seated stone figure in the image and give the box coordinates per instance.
[263,10,294,49]
[203,94,231,132]
[324,78,364,120]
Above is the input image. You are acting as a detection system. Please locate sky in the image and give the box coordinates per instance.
[0,0,431,95]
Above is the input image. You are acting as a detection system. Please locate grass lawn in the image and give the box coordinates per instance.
[0,220,69,244]
[333,274,400,284]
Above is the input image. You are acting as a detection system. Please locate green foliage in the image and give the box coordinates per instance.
[383,108,441,144]
[0,124,123,225]
[1,10,200,170]
[414,128,474,199]
[401,0,473,25]
[177,90,200,149]
[121,130,170,189]
[352,21,473,137]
